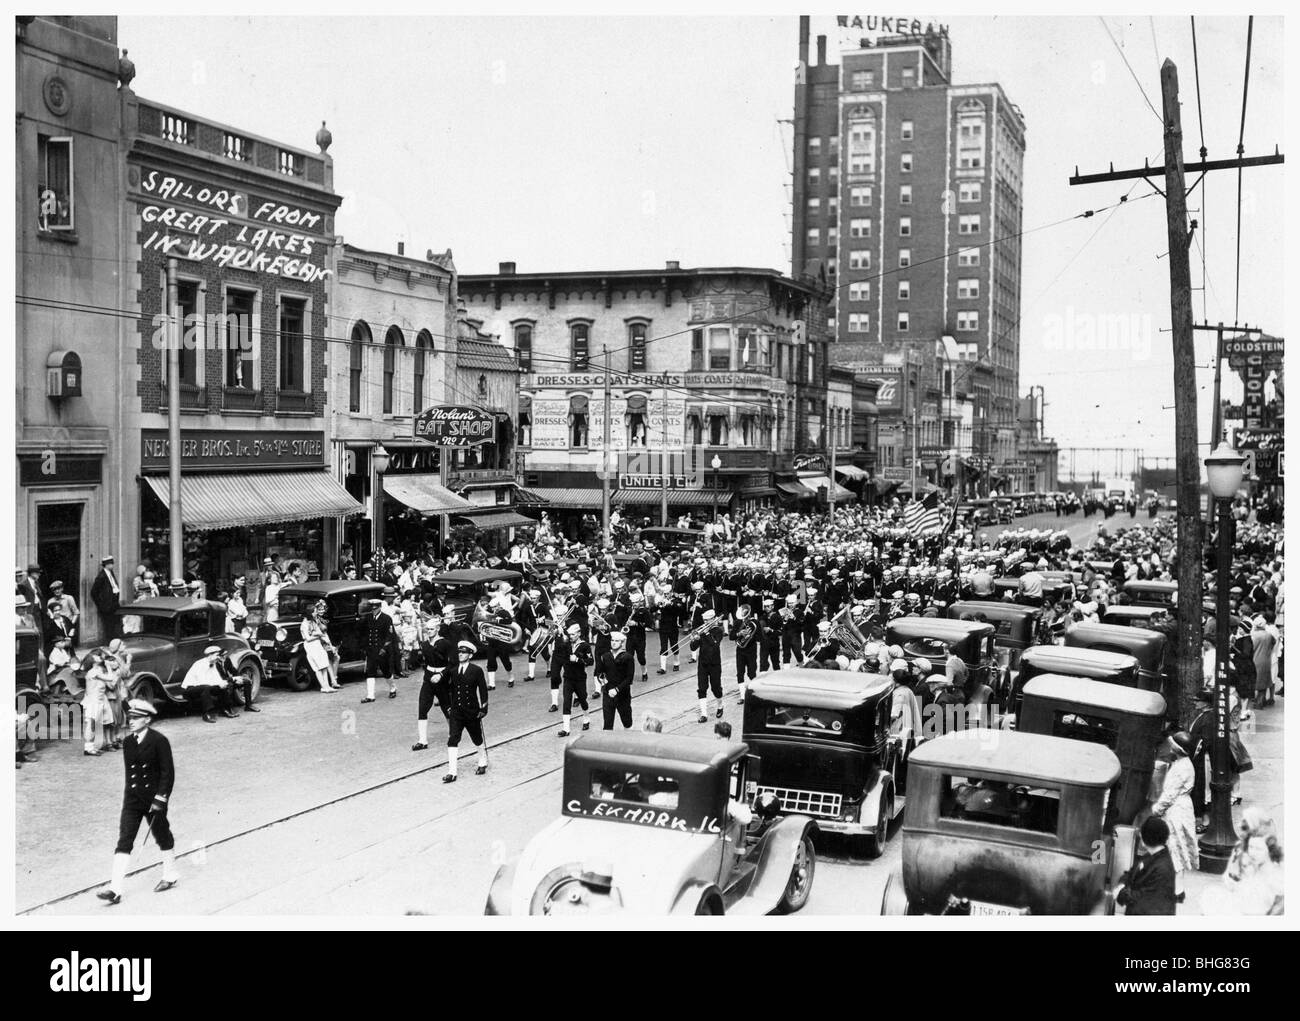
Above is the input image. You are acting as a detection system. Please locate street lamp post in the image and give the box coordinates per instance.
[711,453,722,524]
[1199,441,1245,874]
[371,443,390,559]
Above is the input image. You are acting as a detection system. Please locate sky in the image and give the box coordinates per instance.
[117,11,1285,466]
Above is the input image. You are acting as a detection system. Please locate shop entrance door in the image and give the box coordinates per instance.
[37,502,83,611]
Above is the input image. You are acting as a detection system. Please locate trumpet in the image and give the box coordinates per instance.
[589,607,612,636]
[683,617,723,645]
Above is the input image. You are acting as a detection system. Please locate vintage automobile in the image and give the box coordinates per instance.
[114,597,264,710]
[431,568,526,654]
[1064,622,1166,693]
[881,729,1133,915]
[484,731,819,916]
[1100,605,1170,630]
[991,576,1073,604]
[16,620,42,710]
[1017,674,1166,826]
[1007,645,1141,726]
[742,669,905,857]
[1122,580,1178,608]
[886,617,998,699]
[254,580,386,690]
[637,526,705,554]
[947,600,1041,689]
[963,499,999,528]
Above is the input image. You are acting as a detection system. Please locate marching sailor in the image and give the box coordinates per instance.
[731,602,759,703]
[599,629,635,730]
[443,640,489,783]
[691,609,725,723]
[556,622,593,737]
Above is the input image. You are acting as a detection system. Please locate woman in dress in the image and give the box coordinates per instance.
[1250,614,1277,707]
[1201,808,1286,915]
[1150,730,1200,902]
[80,648,117,757]
[301,600,341,692]
[102,638,132,750]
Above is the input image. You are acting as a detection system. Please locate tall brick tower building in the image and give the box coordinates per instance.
[792,17,1026,482]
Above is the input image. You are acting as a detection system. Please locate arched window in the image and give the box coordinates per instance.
[514,322,533,371]
[413,329,434,414]
[570,321,591,372]
[957,99,987,170]
[383,325,405,415]
[627,320,649,372]
[348,322,370,413]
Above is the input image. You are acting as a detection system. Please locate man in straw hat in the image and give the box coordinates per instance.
[96,698,179,904]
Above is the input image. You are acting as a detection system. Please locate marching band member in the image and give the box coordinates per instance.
[656,590,685,674]
[517,585,542,682]
[474,589,515,690]
[590,595,613,687]
[616,590,651,684]
[759,597,783,673]
[731,602,759,703]
[600,630,635,731]
[807,620,841,664]
[556,622,593,737]
[691,609,725,723]
[780,593,804,664]
[801,584,826,651]
[687,580,707,663]
[413,613,454,751]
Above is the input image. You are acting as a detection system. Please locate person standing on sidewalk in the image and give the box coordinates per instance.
[1114,816,1177,915]
[1150,731,1199,904]
[91,555,122,643]
[96,699,180,905]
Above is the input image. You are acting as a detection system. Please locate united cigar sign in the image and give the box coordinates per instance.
[413,405,496,446]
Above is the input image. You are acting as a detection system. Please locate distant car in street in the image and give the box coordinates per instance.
[255,580,386,690]
[115,598,264,710]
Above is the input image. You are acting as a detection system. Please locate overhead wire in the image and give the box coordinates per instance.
[1233,15,1254,324]
[1190,16,1209,322]
[1098,16,1164,125]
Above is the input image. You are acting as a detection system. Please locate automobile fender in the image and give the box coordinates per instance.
[126,671,169,704]
[861,772,894,829]
[743,816,819,911]
[484,863,516,916]
[224,646,264,673]
[670,881,725,916]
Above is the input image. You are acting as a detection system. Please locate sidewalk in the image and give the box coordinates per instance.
[1183,696,1284,914]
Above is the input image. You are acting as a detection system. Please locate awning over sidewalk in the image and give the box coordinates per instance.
[144,471,362,530]
[383,474,476,514]
[799,474,855,502]
[512,487,549,506]
[834,464,869,480]
[527,487,603,509]
[612,489,713,506]
[452,510,536,529]
[776,481,815,498]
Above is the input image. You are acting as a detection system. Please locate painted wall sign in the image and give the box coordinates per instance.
[141,429,326,472]
[528,392,685,452]
[413,405,497,446]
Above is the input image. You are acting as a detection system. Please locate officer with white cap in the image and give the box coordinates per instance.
[96,699,179,904]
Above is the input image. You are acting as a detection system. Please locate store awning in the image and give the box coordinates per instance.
[383,474,476,514]
[513,487,549,506]
[874,478,901,496]
[452,510,536,530]
[834,464,869,480]
[144,471,363,530]
[740,486,779,498]
[800,474,855,502]
[527,487,603,509]
[612,489,713,506]
[776,481,815,499]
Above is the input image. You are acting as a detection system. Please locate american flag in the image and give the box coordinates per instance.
[903,490,943,536]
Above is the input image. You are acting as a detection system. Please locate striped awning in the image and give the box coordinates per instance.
[512,486,549,506]
[383,474,476,514]
[143,471,362,530]
[527,487,603,509]
[612,489,714,506]
[452,510,535,529]
[834,464,869,480]
[776,481,815,498]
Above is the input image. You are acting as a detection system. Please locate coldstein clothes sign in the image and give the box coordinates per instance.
[413,406,496,446]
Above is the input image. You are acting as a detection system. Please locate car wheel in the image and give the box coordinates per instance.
[863,792,892,859]
[775,832,816,914]
[881,869,910,915]
[287,655,313,693]
[237,659,263,703]
[694,890,724,915]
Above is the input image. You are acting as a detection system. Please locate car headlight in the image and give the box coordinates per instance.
[275,629,287,642]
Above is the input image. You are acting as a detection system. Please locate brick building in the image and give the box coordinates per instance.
[791,18,1026,490]
[458,263,832,535]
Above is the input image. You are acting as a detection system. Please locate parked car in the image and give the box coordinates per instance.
[1064,622,1167,693]
[963,499,998,527]
[1017,674,1166,826]
[1100,605,1171,630]
[886,617,998,703]
[1122,580,1178,609]
[947,600,1042,690]
[881,730,1133,915]
[431,569,526,654]
[742,668,905,857]
[15,620,42,710]
[255,581,386,690]
[1008,645,1141,727]
[484,731,818,916]
[114,597,264,710]
[637,526,705,555]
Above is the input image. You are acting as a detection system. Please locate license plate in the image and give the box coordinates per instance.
[968,900,1025,916]
[257,640,274,649]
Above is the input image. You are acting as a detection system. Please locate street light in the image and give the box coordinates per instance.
[1199,440,1245,874]
[711,453,722,524]
[371,443,390,558]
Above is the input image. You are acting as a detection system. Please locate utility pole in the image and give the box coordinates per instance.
[660,382,670,527]
[165,258,184,584]
[828,415,837,527]
[601,345,612,548]
[1068,58,1283,724]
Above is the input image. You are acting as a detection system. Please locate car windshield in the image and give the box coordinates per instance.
[939,775,1061,835]
[589,769,680,809]
[277,592,319,619]
[764,705,847,735]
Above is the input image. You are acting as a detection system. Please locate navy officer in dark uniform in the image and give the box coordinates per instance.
[96,699,179,904]
[443,639,489,783]
[599,630,635,731]
[361,597,397,703]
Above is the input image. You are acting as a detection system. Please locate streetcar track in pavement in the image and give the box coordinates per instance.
[18,656,732,914]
